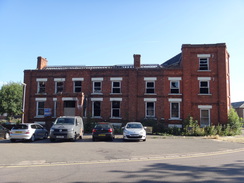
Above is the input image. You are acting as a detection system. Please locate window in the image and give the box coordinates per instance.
[198,77,211,95]
[111,101,120,118]
[146,102,155,117]
[170,81,179,94]
[112,81,121,93]
[53,99,57,118]
[56,81,64,93]
[197,54,210,71]
[198,105,212,127]
[199,58,209,70]
[146,82,155,94]
[169,98,182,119]
[144,77,157,94]
[93,101,101,117]
[93,82,102,93]
[38,82,46,93]
[37,101,45,116]
[200,109,210,127]
[199,81,209,94]
[74,81,82,92]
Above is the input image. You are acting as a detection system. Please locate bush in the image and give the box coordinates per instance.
[227,108,242,135]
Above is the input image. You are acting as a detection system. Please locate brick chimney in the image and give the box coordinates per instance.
[133,54,141,68]
[37,56,48,70]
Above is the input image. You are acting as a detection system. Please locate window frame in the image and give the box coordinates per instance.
[92,101,101,118]
[197,54,211,71]
[111,81,121,94]
[73,81,82,93]
[200,109,210,127]
[55,81,64,93]
[111,101,121,118]
[36,101,45,117]
[93,81,102,94]
[145,81,155,94]
[145,101,155,118]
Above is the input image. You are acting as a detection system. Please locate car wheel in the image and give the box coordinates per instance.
[5,132,10,140]
[92,137,95,141]
[143,139,146,141]
[10,139,16,142]
[71,134,77,142]
[30,135,35,142]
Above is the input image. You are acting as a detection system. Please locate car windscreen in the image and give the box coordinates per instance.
[56,118,75,125]
[12,125,28,130]
[126,124,143,129]
[95,124,110,129]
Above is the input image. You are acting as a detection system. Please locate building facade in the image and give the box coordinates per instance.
[23,43,231,130]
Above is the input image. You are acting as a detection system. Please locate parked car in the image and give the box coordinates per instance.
[92,122,115,141]
[10,123,48,142]
[0,124,10,139]
[122,122,147,141]
[49,116,84,142]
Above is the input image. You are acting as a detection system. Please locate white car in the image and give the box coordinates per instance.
[122,122,146,141]
[10,123,48,142]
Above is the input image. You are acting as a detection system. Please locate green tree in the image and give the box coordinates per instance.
[227,107,242,135]
[0,82,23,120]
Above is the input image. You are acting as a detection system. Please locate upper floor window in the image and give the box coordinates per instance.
[168,77,181,94]
[110,77,122,94]
[198,77,211,95]
[72,78,84,93]
[92,78,103,94]
[197,54,211,71]
[36,78,47,94]
[146,82,155,94]
[144,77,157,94]
[54,78,65,93]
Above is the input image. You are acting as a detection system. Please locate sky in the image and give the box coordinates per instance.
[0,0,243,102]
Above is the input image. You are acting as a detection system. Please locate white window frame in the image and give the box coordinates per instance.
[144,77,157,95]
[168,77,181,94]
[35,98,47,117]
[197,54,211,71]
[110,98,122,118]
[92,78,103,94]
[144,98,156,118]
[54,78,65,94]
[198,105,212,127]
[169,98,182,120]
[91,98,103,118]
[198,77,211,95]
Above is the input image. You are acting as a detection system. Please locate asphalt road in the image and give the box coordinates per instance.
[0,135,244,182]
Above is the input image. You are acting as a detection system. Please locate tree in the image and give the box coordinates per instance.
[0,82,23,120]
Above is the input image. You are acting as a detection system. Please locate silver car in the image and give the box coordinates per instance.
[122,122,147,141]
[10,123,48,142]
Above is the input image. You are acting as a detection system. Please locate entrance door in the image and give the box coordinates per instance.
[64,101,76,116]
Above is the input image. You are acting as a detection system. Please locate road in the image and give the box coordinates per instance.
[0,136,244,182]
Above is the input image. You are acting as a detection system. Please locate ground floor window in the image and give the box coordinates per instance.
[93,101,101,117]
[200,109,210,127]
[170,102,180,119]
[146,102,155,117]
[111,101,120,118]
[36,101,45,116]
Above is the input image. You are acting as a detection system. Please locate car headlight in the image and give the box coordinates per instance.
[68,128,74,132]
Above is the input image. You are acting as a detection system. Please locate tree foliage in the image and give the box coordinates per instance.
[0,82,23,119]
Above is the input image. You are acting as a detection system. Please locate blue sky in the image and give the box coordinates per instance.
[0,0,243,102]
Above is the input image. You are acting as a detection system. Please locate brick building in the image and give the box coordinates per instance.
[23,43,231,130]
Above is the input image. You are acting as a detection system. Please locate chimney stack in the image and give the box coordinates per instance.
[133,54,141,68]
[37,56,48,70]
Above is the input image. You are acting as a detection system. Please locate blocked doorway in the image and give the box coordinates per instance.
[64,101,76,116]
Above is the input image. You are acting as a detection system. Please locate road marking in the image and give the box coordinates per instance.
[1,148,244,169]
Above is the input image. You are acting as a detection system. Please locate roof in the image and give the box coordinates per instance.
[231,101,244,109]
[42,64,162,70]
[161,53,182,68]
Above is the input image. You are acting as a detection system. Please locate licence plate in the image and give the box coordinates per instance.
[15,131,23,134]
[56,136,64,138]
[98,134,106,136]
